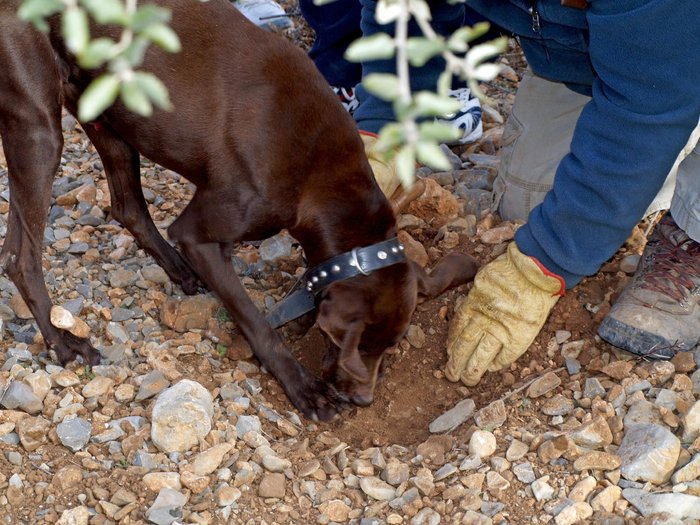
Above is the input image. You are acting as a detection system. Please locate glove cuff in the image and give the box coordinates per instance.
[530,257,566,297]
[509,243,566,296]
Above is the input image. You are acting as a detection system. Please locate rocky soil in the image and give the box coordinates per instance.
[1,12,700,525]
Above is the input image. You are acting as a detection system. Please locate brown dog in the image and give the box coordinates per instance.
[0,0,478,420]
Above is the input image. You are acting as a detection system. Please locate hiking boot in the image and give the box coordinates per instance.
[598,214,700,359]
[332,86,359,115]
[436,87,483,145]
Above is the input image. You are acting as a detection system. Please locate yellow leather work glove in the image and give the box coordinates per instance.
[360,131,403,198]
[446,242,565,386]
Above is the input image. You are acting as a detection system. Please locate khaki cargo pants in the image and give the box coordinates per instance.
[493,70,700,242]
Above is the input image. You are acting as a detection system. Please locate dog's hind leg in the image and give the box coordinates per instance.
[81,124,201,294]
[0,18,98,365]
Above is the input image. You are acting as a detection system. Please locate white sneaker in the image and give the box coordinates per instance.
[437,87,483,145]
[332,86,360,115]
[233,0,292,30]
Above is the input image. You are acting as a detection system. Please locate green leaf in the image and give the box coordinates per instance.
[416,141,452,171]
[344,33,395,63]
[395,145,416,189]
[63,6,90,55]
[80,0,128,24]
[131,4,172,32]
[471,62,502,82]
[313,0,338,5]
[122,37,150,67]
[363,73,401,102]
[142,23,181,53]
[406,37,445,68]
[78,73,120,122]
[375,0,401,24]
[407,0,431,22]
[78,38,114,69]
[436,70,452,97]
[17,0,63,30]
[447,22,491,52]
[121,79,153,117]
[418,121,462,143]
[374,123,405,153]
[134,71,172,110]
[414,91,461,118]
[466,37,508,69]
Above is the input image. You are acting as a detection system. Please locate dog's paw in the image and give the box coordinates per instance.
[52,331,102,366]
[285,368,349,422]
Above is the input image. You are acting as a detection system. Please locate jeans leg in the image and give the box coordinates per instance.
[353,0,466,132]
[299,0,362,87]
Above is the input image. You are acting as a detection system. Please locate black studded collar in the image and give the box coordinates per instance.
[266,237,406,329]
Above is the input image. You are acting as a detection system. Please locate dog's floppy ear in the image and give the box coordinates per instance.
[411,253,479,299]
[317,302,370,384]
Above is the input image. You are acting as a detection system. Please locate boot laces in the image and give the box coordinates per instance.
[637,217,700,304]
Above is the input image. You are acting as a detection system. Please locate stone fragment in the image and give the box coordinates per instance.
[1,381,42,414]
[469,430,497,458]
[82,376,114,398]
[382,458,410,486]
[526,371,561,398]
[622,488,700,519]
[56,418,92,452]
[671,453,700,484]
[682,400,700,442]
[416,435,453,465]
[258,473,286,498]
[56,506,90,525]
[160,295,220,332]
[569,476,596,502]
[180,471,208,494]
[151,380,214,453]
[591,486,622,513]
[541,395,574,416]
[554,502,593,525]
[143,473,182,492]
[410,507,441,525]
[601,360,634,380]
[429,398,475,433]
[145,488,187,525]
[406,178,460,227]
[136,371,170,401]
[191,443,233,476]
[569,416,612,449]
[474,399,507,429]
[405,325,426,348]
[531,476,555,501]
[319,499,351,523]
[573,451,621,472]
[513,462,536,483]
[506,439,529,462]
[360,476,396,500]
[618,423,680,484]
[16,416,50,451]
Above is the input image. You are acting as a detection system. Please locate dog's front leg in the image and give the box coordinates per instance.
[167,194,345,421]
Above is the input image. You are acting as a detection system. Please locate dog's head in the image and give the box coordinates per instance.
[315,252,479,406]
[315,262,417,406]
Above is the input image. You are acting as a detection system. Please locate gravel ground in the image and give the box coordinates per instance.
[2,11,700,525]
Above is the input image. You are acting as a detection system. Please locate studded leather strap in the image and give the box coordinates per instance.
[266,238,406,328]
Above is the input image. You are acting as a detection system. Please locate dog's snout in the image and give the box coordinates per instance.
[350,391,374,406]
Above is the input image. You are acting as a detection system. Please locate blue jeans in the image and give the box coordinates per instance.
[298,0,491,132]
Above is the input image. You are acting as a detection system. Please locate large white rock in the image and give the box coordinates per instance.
[618,423,680,484]
[622,488,700,520]
[151,380,214,453]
